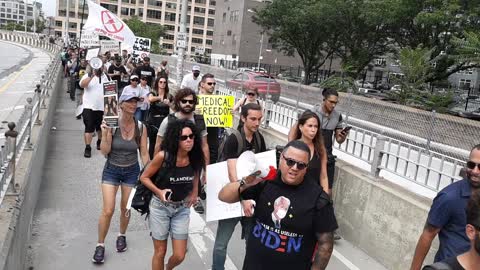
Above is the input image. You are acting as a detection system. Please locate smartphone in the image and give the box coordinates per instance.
[165,191,173,201]
[342,126,352,133]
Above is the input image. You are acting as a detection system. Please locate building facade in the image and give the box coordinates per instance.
[0,0,35,27]
[54,0,216,55]
[211,0,302,68]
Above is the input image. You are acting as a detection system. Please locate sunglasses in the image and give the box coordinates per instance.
[206,82,216,86]
[141,78,147,81]
[466,161,480,170]
[159,81,167,84]
[180,134,195,141]
[247,92,256,96]
[282,154,308,170]
[131,79,139,82]
[180,99,195,105]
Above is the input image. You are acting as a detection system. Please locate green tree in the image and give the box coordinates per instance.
[27,19,45,33]
[253,0,337,84]
[123,16,165,54]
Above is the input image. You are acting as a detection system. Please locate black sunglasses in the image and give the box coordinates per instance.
[131,79,139,82]
[180,134,195,141]
[466,161,480,170]
[282,154,308,170]
[207,82,216,86]
[247,92,256,96]
[141,78,147,80]
[180,99,195,105]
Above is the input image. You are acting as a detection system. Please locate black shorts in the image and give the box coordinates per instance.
[327,161,335,189]
[82,109,103,133]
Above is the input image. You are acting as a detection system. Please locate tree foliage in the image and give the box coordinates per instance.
[123,16,165,54]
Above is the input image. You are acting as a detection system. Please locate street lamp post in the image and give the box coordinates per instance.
[257,32,263,71]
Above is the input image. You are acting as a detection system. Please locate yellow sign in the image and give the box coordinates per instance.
[197,95,234,127]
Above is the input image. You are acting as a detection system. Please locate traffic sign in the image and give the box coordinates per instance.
[177,32,187,41]
[177,40,187,49]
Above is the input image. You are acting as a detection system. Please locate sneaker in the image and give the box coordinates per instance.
[116,235,127,252]
[96,140,101,150]
[334,231,342,241]
[84,145,92,158]
[92,245,105,264]
[193,200,205,214]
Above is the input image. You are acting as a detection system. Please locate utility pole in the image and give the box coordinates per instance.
[65,0,70,45]
[24,0,27,32]
[33,0,36,33]
[257,32,264,71]
[176,0,188,84]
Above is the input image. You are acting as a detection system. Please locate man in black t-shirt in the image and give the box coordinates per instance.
[218,140,338,270]
[212,103,267,270]
[107,57,128,91]
[135,56,156,87]
[422,193,480,270]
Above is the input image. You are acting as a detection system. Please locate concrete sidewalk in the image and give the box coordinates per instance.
[26,79,387,270]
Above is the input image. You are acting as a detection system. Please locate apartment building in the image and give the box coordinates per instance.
[0,0,35,27]
[54,0,216,55]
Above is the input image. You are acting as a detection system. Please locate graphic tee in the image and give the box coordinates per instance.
[241,175,338,270]
[156,163,194,202]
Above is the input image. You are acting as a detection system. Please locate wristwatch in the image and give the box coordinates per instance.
[239,177,247,187]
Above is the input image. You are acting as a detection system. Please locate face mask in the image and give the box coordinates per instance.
[193,72,200,77]
[276,208,287,219]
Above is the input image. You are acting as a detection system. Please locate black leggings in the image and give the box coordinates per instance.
[147,116,165,159]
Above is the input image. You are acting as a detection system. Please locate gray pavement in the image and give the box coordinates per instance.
[0,41,52,138]
[26,79,387,270]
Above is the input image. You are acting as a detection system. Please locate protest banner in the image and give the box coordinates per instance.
[132,36,151,63]
[197,95,234,128]
[206,150,276,222]
[100,40,120,54]
[80,31,100,48]
[103,81,119,127]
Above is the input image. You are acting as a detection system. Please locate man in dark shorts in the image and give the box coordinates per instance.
[422,192,480,270]
[218,140,338,270]
[79,64,111,158]
[411,144,480,269]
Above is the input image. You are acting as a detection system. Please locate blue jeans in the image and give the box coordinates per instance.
[212,217,252,270]
[134,108,146,122]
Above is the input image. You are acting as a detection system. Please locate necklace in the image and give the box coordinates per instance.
[120,121,134,137]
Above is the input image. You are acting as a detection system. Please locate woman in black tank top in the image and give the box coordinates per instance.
[289,110,329,192]
[140,119,205,269]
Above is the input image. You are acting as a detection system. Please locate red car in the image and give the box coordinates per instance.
[226,72,281,103]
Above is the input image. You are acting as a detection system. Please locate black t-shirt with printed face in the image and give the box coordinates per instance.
[156,164,194,201]
[241,175,338,270]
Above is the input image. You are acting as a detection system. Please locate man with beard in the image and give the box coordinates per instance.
[154,88,210,165]
[135,56,156,87]
[423,192,480,269]
[411,144,480,270]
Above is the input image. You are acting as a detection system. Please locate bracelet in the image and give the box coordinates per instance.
[238,177,246,200]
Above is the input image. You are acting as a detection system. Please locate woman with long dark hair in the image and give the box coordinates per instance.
[290,110,329,191]
[146,76,173,159]
[140,119,205,270]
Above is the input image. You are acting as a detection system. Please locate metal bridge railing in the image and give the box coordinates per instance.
[0,31,62,205]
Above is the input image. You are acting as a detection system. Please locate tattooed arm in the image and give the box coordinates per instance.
[311,231,334,270]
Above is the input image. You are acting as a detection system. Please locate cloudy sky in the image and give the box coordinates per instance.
[38,0,55,17]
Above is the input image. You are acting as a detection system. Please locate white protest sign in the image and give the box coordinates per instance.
[206,150,277,222]
[132,36,151,63]
[80,31,100,48]
[85,47,100,61]
[100,40,120,54]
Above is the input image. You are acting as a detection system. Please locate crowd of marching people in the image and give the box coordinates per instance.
[60,46,480,270]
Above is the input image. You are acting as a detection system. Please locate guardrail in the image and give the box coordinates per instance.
[215,84,465,192]
[0,31,62,205]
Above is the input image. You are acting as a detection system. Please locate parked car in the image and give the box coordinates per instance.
[459,109,480,121]
[226,72,281,103]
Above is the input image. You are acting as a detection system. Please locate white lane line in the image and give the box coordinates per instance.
[0,105,24,111]
[189,209,238,270]
[333,249,361,270]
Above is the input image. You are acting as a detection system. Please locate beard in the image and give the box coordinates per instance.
[180,106,193,114]
[467,170,480,188]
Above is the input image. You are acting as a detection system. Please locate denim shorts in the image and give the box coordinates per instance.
[149,196,190,241]
[101,162,140,187]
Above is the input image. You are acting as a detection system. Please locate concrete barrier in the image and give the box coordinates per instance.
[259,126,438,270]
[0,67,62,270]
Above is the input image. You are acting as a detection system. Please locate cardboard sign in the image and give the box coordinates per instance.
[132,36,151,63]
[103,81,119,127]
[197,95,234,128]
[80,31,100,48]
[85,47,100,61]
[100,40,120,54]
[206,150,277,222]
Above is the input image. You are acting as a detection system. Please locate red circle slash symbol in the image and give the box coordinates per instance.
[141,53,148,58]
[101,10,124,34]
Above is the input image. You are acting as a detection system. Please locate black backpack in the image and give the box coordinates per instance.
[167,113,206,134]
[130,152,169,216]
[422,262,453,270]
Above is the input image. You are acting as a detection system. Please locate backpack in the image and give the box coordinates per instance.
[217,128,264,162]
[167,113,206,134]
[129,152,169,216]
[157,66,168,78]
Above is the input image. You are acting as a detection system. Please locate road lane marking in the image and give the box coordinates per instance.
[333,249,361,270]
[189,209,238,270]
[0,62,32,94]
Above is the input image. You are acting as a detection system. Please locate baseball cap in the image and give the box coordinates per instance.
[130,75,139,80]
[119,94,140,103]
[192,65,200,71]
[143,56,151,62]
